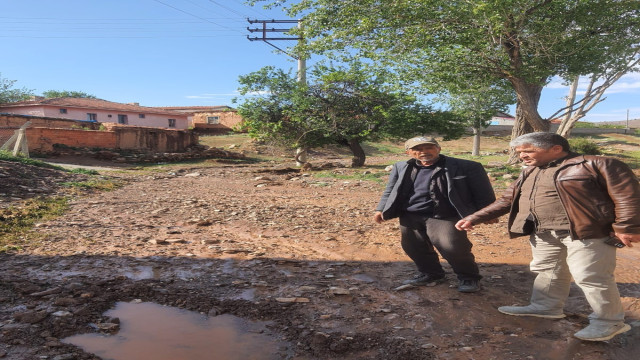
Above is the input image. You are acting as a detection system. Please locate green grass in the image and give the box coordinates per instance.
[313,169,389,184]
[0,197,69,252]
[574,122,626,129]
[198,133,251,149]
[68,168,100,175]
[0,150,65,170]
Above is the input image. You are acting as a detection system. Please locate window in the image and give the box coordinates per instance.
[87,113,97,121]
[59,108,67,114]
[139,114,145,118]
[117,114,128,124]
[168,118,176,128]
[207,116,219,124]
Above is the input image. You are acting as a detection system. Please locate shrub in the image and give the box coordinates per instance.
[569,138,601,155]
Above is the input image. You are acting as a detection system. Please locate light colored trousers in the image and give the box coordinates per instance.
[528,230,624,325]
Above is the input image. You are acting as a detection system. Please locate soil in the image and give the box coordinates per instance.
[1,142,640,360]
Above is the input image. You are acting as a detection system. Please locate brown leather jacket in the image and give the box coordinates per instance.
[463,153,640,240]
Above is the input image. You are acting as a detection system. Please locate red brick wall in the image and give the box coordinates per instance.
[27,128,117,152]
[1,114,198,153]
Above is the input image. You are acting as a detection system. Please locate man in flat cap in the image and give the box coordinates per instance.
[374,136,495,292]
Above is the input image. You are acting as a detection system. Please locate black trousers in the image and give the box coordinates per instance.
[399,212,481,281]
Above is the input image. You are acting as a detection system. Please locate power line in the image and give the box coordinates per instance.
[151,0,241,33]
[208,0,247,18]
[229,0,270,17]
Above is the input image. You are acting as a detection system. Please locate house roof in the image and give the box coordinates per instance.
[494,111,515,118]
[155,105,236,113]
[0,97,186,116]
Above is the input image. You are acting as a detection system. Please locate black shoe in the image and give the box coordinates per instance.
[458,279,481,293]
[402,273,445,286]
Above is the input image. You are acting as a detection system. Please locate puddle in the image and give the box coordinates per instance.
[230,288,256,301]
[63,302,288,360]
[123,266,160,280]
[351,273,376,283]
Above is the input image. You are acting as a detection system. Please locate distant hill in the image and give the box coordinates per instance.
[586,119,640,128]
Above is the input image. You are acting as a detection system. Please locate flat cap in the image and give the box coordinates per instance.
[404,136,439,150]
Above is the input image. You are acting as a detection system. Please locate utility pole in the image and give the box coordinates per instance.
[627,109,630,131]
[247,19,308,166]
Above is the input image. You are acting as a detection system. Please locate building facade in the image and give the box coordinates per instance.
[0,97,189,129]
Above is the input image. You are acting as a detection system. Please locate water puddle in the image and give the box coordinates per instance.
[63,301,288,360]
[123,266,160,280]
[351,273,376,283]
[230,288,256,301]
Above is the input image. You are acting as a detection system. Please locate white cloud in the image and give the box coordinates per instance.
[546,72,640,95]
[185,92,239,99]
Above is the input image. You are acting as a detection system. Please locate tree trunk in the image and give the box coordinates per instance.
[556,75,580,137]
[471,127,481,156]
[508,80,548,164]
[295,147,308,167]
[348,138,366,167]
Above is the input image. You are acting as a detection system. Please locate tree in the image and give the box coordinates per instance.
[235,65,466,166]
[0,73,34,103]
[446,85,515,156]
[42,90,97,99]
[552,53,640,137]
[262,0,640,162]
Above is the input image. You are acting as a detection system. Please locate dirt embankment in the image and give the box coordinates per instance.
[0,151,639,360]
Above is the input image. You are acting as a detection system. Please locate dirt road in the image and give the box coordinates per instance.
[1,153,639,359]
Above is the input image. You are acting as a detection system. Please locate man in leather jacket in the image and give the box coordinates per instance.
[374,136,496,293]
[456,132,640,341]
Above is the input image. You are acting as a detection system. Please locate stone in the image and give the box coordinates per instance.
[275,297,310,303]
[328,287,350,295]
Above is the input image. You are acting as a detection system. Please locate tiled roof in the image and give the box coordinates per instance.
[155,105,236,113]
[0,97,186,116]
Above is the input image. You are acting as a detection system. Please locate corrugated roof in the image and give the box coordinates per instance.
[0,97,186,116]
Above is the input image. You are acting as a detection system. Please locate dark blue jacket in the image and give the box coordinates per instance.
[376,155,496,220]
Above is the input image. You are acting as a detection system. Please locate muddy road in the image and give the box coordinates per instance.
[1,154,639,360]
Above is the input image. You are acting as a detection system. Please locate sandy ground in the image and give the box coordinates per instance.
[0,146,639,360]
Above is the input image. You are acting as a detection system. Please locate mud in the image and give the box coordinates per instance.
[1,149,639,360]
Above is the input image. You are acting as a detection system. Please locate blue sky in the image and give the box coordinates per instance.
[1,0,639,122]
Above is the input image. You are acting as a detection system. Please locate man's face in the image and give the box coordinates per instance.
[407,143,441,165]
[515,144,565,167]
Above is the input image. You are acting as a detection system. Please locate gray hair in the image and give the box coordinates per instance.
[510,132,571,152]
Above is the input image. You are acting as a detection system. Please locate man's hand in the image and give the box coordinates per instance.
[614,232,640,248]
[455,220,474,231]
[373,212,384,224]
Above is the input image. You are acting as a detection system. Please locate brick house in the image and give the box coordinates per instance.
[155,106,243,133]
[0,97,189,129]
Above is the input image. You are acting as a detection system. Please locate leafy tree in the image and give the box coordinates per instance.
[235,65,466,167]
[261,0,640,162]
[446,85,515,156]
[42,90,97,99]
[0,73,34,103]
